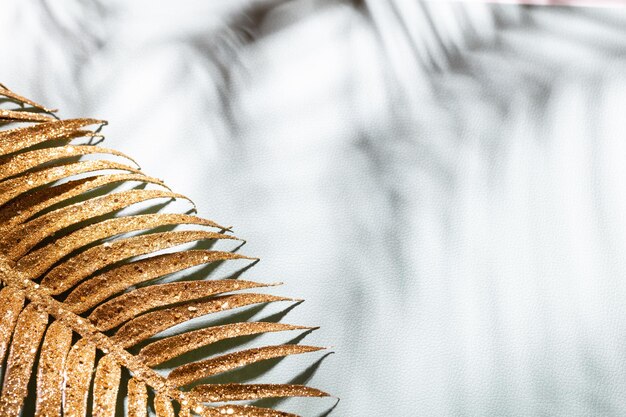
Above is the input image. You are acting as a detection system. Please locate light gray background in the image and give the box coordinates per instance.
[3,1,626,416]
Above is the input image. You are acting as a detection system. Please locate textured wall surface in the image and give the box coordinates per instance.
[2,1,626,416]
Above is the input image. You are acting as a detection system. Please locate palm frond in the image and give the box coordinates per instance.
[0,85,329,417]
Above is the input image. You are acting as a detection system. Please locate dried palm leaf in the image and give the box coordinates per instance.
[0,85,330,417]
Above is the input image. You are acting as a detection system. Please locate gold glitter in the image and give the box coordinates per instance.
[180,405,192,417]
[41,230,236,295]
[127,378,148,417]
[0,173,165,228]
[168,345,324,388]
[35,321,72,415]
[0,118,103,156]
[140,322,311,367]
[89,280,267,331]
[113,294,294,347]
[154,394,175,417]
[0,145,139,181]
[66,251,247,313]
[193,383,328,402]
[0,108,55,122]
[0,85,330,417]
[0,257,206,417]
[63,339,96,417]
[0,304,49,415]
[0,159,142,208]
[0,287,24,366]
[20,213,227,279]
[92,355,121,417]
[7,189,192,261]
[213,404,299,417]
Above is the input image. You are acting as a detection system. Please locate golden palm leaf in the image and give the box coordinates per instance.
[0,84,330,417]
